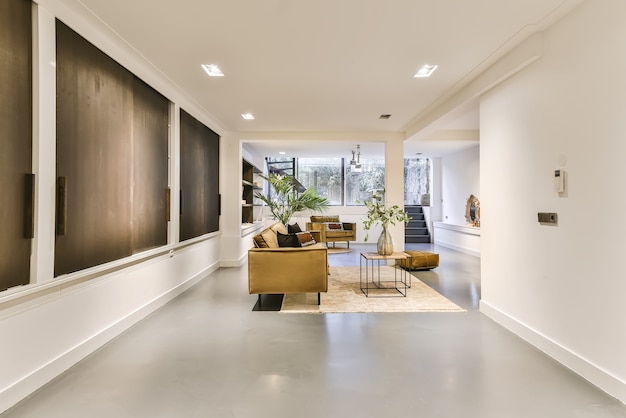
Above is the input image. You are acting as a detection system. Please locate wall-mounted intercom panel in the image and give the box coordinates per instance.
[554,169,564,192]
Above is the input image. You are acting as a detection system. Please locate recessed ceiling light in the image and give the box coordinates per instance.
[201,64,224,77]
[279,152,286,155]
[414,64,438,78]
[379,114,392,119]
[241,113,255,120]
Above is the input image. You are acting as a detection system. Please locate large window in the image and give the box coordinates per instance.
[346,159,385,205]
[297,158,343,205]
[265,156,431,208]
[264,156,387,207]
[404,158,431,205]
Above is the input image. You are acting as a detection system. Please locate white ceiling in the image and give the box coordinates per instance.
[75,0,582,158]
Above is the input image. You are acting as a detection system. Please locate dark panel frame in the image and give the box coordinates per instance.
[179,110,220,241]
[0,0,32,291]
[55,22,169,276]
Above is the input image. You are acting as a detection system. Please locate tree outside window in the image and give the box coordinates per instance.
[264,156,387,206]
[404,158,431,206]
[297,158,344,205]
[346,159,385,205]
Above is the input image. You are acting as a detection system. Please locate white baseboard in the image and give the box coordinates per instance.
[0,264,217,414]
[480,300,626,404]
[434,239,480,257]
[220,253,247,268]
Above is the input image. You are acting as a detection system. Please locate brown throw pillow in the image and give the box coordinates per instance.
[296,231,316,247]
[253,233,268,248]
[261,229,279,248]
[271,223,288,235]
[326,222,343,231]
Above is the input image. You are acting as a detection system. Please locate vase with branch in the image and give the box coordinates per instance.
[362,190,410,255]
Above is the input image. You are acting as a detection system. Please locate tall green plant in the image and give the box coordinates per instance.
[254,173,329,226]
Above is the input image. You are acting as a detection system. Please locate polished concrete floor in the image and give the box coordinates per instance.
[3,243,625,417]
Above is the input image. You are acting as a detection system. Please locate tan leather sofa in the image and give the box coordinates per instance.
[306,215,357,248]
[248,223,328,305]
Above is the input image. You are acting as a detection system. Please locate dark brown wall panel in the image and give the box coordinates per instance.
[56,22,132,275]
[0,0,32,291]
[55,22,168,276]
[180,110,220,241]
[131,77,169,253]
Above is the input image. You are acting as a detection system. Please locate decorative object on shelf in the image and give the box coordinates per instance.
[254,173,329,226]
[465,194,480,227]
[349,144,362,172]
[362,190,410,255]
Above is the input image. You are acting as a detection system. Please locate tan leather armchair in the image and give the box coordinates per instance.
[306,215,357,248]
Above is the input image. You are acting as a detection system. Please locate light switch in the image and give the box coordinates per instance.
[538,212,558,224]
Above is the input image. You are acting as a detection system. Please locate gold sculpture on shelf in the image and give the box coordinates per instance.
[465,194,480,227]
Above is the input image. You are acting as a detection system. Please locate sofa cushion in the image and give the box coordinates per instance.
[277,232,302,248]
[261,228,279,248]
[287,223,302,233]
[253,233,268,248]
[296,231,317,247]
[310,215,340,223]
[271,223,288,235]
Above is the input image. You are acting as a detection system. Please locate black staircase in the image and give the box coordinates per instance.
[405,206,431,243]
[265,157,305,192]
[266,157,295,176]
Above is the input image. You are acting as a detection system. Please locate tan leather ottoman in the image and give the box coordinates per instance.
[398,250,439,270]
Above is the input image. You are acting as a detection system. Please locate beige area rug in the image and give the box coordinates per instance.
[280,266,466,313]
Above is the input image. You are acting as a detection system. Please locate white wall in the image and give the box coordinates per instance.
[441,145,480,225]
[0,240,219,413]
[480,0,626,403]
[433,222,480,257]
[432,146,480,255]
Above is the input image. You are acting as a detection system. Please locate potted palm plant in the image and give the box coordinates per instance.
[363,190,410,255]
[254,173,329,226]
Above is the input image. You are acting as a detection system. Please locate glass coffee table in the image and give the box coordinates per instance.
[359,252,411,297]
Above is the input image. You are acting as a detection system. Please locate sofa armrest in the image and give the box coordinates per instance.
[342,222,356,231]
[307,221,357,242]
[306,222,328,242]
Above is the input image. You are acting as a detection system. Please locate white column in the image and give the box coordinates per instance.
[168,103,181,244]
[385,138,405,252]
[219,133,244,264]
[30,4,56,283]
